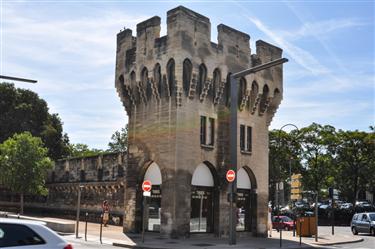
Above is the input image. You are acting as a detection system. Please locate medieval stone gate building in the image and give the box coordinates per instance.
[115,6,284,238]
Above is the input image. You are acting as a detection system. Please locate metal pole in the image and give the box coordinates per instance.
[229,75,238,245]
[199,195,203,231]
[142,196,146,243]
[299,220,302,246]
[75,186,82,238]
[100,214,103,244]
[85,212,88,241]
[331,198,335,235]
[279,220,282,247]
[0,75,37,83]
[315,192,318,242]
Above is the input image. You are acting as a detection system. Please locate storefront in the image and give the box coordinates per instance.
[236,167,253,232]
[190,163,215,233]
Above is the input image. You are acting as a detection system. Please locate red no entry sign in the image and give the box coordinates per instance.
[142,180,152,192]
[226,170,236,182]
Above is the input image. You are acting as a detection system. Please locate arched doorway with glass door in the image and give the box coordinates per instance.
[236,166,257,232]
[190,162,216,233]
[143,162,162,232]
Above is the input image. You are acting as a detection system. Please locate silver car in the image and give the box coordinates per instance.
[351,212,375,236]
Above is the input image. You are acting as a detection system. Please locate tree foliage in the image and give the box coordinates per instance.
[269,123,374,204]
[68,143,103,158]
[0,132,53,213]
[108,125,128,153]
[0,83,70,160]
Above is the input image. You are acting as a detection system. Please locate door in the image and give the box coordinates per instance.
[236,189,251,231]
[190,187,213,232]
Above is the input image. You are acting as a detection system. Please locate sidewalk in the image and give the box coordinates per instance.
[2,213,363,248]
[69,220,363,249]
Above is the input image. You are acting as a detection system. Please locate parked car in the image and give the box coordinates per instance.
[272,216,295,231]
[0,218,72,248]
[351,212,375,236]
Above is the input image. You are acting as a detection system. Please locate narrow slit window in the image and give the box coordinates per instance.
[240,125,245,151]
[200,116,207,145]
[247,126,252,152]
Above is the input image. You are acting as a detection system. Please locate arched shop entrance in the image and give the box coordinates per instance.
[236,167,257,232]
[190,163,215,233]
[143,162,162,232]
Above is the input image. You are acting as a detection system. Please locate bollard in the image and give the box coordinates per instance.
[17,213,20,219]
[85,212,88,241]
[99,214,103,244]
[293,217,296,237]
[299,220,302,246]
[279,222,282,248]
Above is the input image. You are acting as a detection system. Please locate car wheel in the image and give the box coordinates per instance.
[371,227,375,236]
[352,226,358,235]
[285,226,290,231]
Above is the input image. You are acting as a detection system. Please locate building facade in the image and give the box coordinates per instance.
[115,6,284,238]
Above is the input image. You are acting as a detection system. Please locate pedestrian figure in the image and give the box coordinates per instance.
[268,206,273,237]
[102,200,110,227]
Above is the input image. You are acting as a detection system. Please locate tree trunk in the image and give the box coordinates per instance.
[20,193,24,215]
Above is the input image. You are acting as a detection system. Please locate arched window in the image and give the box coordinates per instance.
[183,59,192,96]
[209,68,221,102]
[197,64,207,98]
[141,68,152,101]
[224,73,231,107]
[130,71,139,104]
[167,59,175,97]
[238,77,247,109]
[154,63,162,97]
[250,81,259,111]
[259,84,269,113]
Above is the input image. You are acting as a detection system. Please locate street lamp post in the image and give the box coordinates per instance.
[75,185,84,238]
[229,57,288,245]
[0,75,37,83]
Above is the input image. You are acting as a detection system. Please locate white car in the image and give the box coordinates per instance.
[0,218,72,248]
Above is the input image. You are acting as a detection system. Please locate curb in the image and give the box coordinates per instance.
[113,243,168,249]
[312,237,364,246]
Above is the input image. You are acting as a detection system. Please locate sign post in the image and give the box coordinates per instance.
[142,180,152,243]
[226,170,236,245]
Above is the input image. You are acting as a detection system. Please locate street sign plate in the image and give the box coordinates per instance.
[143,191,151,197]
[142,180,152,192]
[226,170,236,182]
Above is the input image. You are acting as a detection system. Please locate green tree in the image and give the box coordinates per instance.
[0,83,70,160]
[334,128,375,204]
[269,129,301,205]
[68,143,103,157]
[298,123,337,197]
[0,132,53,214]
[108,125,128,153]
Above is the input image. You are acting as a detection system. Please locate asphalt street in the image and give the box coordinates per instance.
[320,226,374,249]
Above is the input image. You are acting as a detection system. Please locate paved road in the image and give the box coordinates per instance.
[64,236,115,249]
[320,226,374,249]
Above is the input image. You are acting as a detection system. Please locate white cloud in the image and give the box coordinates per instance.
[279,18,368,41]
[2,5,143,149]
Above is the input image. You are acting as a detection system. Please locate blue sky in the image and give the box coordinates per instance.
[1,0,374,149]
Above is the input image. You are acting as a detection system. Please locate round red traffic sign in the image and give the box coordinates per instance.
[142,180,152,192]
[226,170,236,182]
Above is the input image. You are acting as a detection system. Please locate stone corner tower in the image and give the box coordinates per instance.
[115,6,284,238]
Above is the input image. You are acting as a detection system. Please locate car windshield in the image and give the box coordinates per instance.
[369,214,375,221]
[282,216,292,222]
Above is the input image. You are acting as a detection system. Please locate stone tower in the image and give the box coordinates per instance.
[115,6,284,238]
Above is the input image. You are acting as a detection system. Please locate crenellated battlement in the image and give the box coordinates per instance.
[115,6,283,122]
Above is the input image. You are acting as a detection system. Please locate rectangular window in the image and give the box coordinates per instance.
[200,116,206,145]
[240,125,245,151]
[208,118,215,146]
[247,126,252,152]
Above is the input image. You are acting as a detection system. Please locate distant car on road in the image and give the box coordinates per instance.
[0,218,73,248]
[272,216,295,231]
[351,212,375,236]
